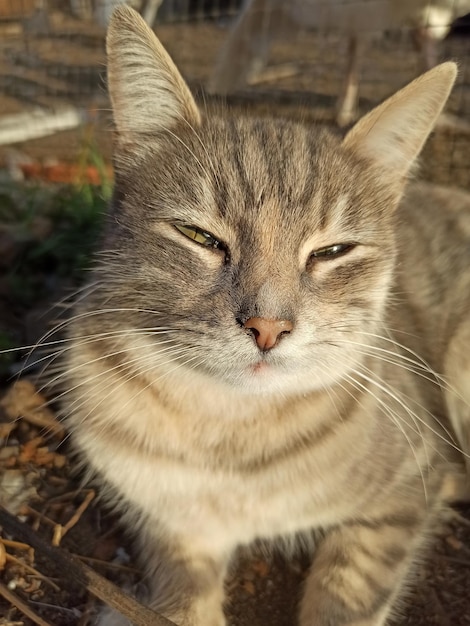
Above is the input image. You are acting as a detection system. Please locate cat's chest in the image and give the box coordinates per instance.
[84,425,367,551]
[72,357,398,547]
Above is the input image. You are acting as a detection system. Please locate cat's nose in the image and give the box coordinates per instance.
[243,317,293,351]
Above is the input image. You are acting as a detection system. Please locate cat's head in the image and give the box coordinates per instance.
[89,6,455,395]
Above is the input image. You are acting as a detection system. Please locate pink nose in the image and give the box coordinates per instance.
[243,317,293,351]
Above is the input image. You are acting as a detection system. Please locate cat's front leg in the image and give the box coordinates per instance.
[96,535,229,626]
[299,509,428,626]
[142,535,229,626]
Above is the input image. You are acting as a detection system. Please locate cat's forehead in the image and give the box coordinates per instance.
[119,114,376,240]
[205,116,344,184]
[200,116,366,228]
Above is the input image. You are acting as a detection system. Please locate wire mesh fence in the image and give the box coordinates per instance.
[0,1,468,187]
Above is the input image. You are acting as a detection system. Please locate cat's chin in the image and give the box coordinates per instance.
[217,349,366,396]
[222,360,326,396]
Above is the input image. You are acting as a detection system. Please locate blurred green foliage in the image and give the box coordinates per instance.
[0,152,112,379]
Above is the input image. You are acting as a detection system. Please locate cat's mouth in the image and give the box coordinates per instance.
[251,361,270,375]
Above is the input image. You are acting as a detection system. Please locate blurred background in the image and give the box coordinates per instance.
[0,1,469,182]
[0,0,469,370]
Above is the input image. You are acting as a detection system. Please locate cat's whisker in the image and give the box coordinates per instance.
[308,337,463,473]
[61,342,196,409]
[19,305,183,373]
[352,362,443,468]
[340,368,424,446]
[44,340,176,398]
[17,328,177,376]
[64,350,206,438]
[17,307,169,365]
[347,349,440,464]
[347,378,427,475]
[70,353,211,448]
[361,331,438,370]
[349,333,470,409]
[334,340,442,386]
[341,371,429,502]
[102,352,208,425]
[46,339,185,408]
[26,326,173,368]
[353,365,466,460]
[51,280,101,309]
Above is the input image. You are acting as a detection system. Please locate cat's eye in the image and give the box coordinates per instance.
[309,243,356,263]
[174,224,224,251]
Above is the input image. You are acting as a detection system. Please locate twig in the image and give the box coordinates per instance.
[0,581,54,626]
[5,553,60,591]
[52,489,95,546]
[0,506,176,626]
[44,488,93,505]
[25,506,57,529]
[1,539,34,556]
[75,554,139,573]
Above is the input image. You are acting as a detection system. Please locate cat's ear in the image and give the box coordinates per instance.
[106,5,201,144]
[343,63,457,179]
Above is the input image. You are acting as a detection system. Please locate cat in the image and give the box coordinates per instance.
[57,5,470,626]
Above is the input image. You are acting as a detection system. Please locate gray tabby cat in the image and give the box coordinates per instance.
[60,6,470,626]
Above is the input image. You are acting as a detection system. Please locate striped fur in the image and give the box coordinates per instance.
[59,7,470,626]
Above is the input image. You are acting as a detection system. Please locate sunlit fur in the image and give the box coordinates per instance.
[41,7,470,626]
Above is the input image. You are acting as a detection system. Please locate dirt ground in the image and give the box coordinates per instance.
[0,7,470,626]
